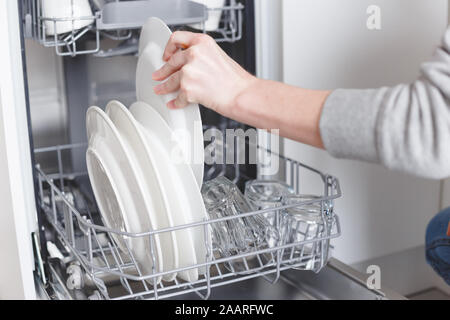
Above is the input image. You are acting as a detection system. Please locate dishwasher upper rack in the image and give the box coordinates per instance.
[34,142,342,300]
[21,0,245,57]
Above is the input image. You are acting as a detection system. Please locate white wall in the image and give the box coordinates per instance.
[256,0,448,264]
[282,0,447,89]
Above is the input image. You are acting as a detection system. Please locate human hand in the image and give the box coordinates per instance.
[152,31,256,117]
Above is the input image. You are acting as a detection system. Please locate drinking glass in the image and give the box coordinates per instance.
[244,180,295,264]
[201,176,276,273]
[245,180,295,227]
[280,195,329,271]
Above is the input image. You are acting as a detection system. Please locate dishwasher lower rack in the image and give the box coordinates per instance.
[34,143,342,300]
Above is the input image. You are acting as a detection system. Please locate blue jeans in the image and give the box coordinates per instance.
[426,207,450,285]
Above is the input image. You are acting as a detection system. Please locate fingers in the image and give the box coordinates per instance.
[152,49,188,81]
[154,71,181,95]
[167,90,189,109]
[152,31,214,110]
[162,31,200,61]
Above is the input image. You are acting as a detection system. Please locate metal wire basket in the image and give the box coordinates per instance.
[22,0,245,57]
[34,142,341,300]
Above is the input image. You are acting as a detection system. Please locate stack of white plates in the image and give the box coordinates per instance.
[86,18,211,284]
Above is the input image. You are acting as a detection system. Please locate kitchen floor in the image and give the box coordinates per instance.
[352,246,450,297]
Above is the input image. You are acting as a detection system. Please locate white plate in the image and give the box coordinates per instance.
[138,17,172,57]
[86,106,164,284]
[105,100,179,282]
[130,101,212,281]
[86,141,130,253]
[137,17,204,188]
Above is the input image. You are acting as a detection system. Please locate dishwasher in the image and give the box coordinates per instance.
[0,0,404,300]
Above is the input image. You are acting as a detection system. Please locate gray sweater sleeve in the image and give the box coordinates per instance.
[320,26,450,180]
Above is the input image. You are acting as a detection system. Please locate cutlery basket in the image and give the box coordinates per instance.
[34,142,341,300]
[21,0,245,57]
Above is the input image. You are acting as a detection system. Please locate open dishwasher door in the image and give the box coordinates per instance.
[171,258,405,300]
[38,258,405,300]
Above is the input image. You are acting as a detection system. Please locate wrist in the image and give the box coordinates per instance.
[229,75,260,120]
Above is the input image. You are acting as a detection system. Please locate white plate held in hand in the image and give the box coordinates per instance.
[137,17,204,188]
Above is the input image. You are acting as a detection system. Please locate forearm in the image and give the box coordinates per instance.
[231,78,330,149]
[154,28,450,180]
[153,32,330,149]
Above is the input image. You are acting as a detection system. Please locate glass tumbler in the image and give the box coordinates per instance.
[244,180,295,264]
[201,176,275,273]
[280,195,330,272]
[245,180,295,227]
